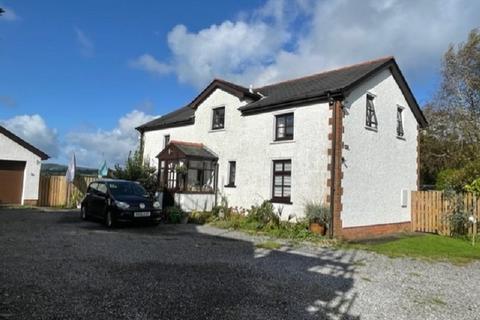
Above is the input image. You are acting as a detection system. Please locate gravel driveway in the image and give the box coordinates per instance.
[0,209,479,320]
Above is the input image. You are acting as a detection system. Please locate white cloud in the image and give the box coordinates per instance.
[65,110,156,168]
[75,27,94,57]
[0,5,19,22]
[129,54,171,76]
[133,0,480,90]
[0,114,59,158]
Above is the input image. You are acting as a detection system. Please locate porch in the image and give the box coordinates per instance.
[156,140,218,211]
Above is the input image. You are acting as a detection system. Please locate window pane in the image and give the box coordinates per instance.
[274,186,283,197]
[277,127,285,138]
[284,162,291,171]
[274,162,283,172]
[277,116,285,127]
[283,186,291,197]
[274,176,283,185]
[229,162,236,185]
[190,160,203,169]
[283,176,291,186]
[286,126,293,136]
[286,114,293,126]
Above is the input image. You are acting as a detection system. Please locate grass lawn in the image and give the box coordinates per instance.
[346,234,480,264]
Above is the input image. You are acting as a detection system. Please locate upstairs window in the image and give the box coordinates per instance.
[272,160,291,203]
[164,135,170,148]
[226,161,236,187]
[275,113,294,141]
[212,107,225,130]
[397,107,404,137]
[366,94,378,129]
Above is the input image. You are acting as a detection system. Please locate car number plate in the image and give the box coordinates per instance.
[134,211,151,217]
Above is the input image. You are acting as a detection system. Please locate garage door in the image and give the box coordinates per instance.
[0,160,26,204]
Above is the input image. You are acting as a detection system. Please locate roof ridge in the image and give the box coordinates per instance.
[255,56,394,90]
[213,78,248,90]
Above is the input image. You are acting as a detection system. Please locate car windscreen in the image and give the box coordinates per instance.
[107,182,148,197]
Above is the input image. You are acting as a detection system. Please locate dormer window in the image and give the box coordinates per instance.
[212,107,225,130]
[366,94,378,129]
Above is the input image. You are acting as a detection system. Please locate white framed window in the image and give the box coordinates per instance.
[396,106,405,137]
[366,94,378,129]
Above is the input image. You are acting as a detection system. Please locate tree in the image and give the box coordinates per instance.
[112,148,158,196]
[420,28,480,186]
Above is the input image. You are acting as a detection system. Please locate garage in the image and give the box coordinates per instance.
[0,125,49,205]
[0,160,26,204]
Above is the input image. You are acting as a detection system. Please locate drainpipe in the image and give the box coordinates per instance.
[214,162,219,207]
[329,95,337,239]
[328,92,344,239]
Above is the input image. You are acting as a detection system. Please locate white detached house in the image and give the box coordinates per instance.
[137,57,427,239]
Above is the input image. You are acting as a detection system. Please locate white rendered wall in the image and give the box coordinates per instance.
[143,88,332,220]
[0,133,43,203]
[174,193,215,212]
[341,69,418,227]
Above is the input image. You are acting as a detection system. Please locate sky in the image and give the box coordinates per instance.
[0,0,479,168]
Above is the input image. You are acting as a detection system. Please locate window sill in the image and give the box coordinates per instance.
[270,139,295,145]
[224,184,236,188]
[270,199,293,205]
[365,126,378,132]
[396,136,406,141]
[209,128,226,133]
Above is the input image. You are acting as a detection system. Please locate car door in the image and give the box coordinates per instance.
[93,182,108,218]
[86,182,99,215]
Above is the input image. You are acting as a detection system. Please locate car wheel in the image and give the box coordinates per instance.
[81,205,88,220]
[105,210,114,228]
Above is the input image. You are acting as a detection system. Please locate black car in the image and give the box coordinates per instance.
[80,179,162,227]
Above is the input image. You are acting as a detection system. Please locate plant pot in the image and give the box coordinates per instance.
[309,222,326,236]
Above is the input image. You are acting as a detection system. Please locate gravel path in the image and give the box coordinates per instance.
[0,209,479,320]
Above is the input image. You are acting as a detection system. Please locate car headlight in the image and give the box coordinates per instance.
[115,201,130,209]
[153,201,161,209]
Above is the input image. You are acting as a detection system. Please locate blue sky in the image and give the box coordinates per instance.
[0,0,479,167]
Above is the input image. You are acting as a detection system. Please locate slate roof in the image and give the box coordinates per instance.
[0,125,49,160]
[137,56,427,131]
[241,57,393,112]
[157,141,218,160]
[137,105,195,131]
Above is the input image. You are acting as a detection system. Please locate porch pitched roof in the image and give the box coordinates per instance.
[156,140,218,160]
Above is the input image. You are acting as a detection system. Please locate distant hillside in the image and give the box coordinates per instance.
[41,163,98,176]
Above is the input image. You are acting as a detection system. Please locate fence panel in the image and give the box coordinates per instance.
[411,191,480,236]
[38,175,97,207]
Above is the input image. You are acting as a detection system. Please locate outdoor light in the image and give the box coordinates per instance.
[468,215,478,247]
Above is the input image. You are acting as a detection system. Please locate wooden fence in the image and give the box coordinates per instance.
[38,175,97,207]
[411,191,480,236]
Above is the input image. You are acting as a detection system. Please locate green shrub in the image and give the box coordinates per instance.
[436,159,480,192]
[247,201,279,229]
[304,201,330,226]
[189,211,213,224]
[165,206,184,224]
[464,178,480,196]
[443,189,471,236]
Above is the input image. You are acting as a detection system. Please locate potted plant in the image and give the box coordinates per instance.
[304,201,330,236]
